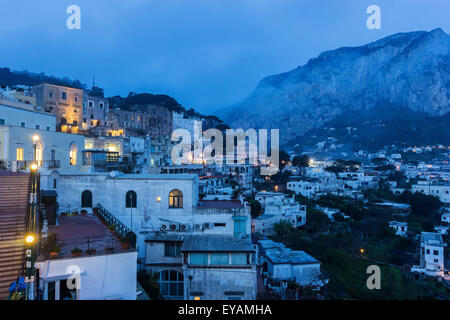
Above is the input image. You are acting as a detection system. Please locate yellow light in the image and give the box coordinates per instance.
[25,234,35,244]
[360,248,365,254]
[194,296,201,300]
[30,164,38,171]
[156,196,161,202]
[32,135,40,142]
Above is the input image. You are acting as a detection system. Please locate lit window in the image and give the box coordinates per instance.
[169,189,183,208]
[69,144,77,166]
[36,141,43,163]
[16,148,24,161]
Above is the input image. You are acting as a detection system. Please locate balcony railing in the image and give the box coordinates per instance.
[12,160,61,171]
[94,203,136,249]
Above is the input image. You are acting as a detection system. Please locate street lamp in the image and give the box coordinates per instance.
[25,234,35,244]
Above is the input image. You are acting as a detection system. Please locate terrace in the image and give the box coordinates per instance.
[37,214,132,261]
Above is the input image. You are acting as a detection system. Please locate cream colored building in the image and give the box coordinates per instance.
[0,125,84,172]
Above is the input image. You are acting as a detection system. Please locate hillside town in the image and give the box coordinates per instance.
[0,82,449,301]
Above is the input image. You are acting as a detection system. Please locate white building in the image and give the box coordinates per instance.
[39,170,254,300]
[0,99,56,131]
[389,221,408,237]
[40,172,201,258]
[412,182,450,203]
[253,192,306,235]
[181,235,257,300]
[411,232,445,277]
[434,225,449,235]
[172,112,197,137]
[441,212,450,224]
[258,240,324,288]
[35,215,137,300]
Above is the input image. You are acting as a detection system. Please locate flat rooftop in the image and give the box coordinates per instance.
[38,215,129,260]
[181,235,255,252]
[421,232,444,246]
[265,248,319,265]
[198,199,244,209]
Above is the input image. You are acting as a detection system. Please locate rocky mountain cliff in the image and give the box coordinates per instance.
[219,28,450,148]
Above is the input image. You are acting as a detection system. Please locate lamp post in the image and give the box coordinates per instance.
[32,135,39,161]
[25,161,38,300]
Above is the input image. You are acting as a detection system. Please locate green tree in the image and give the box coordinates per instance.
[292,154,310,168]
[279,150,291,169]
[137,270,163,300]
[249,199,263,218]
[410,193,442,217]
[273,220,293,238]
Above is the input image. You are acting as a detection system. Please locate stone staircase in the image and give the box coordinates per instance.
[0,173,29,300]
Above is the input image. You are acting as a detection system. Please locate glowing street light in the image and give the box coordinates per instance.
[30,163,38,171]
[32,135,40,143]
[25,234,35,244]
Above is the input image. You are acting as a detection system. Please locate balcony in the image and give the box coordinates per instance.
[11,160,61,172]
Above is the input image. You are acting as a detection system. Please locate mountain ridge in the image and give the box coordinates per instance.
[218,28,450,147]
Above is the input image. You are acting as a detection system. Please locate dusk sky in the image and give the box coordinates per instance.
[1,0,449,114]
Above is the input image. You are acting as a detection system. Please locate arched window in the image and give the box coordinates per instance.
[169,189,183,208]
[69,143,77,166]
[126,190,137,208]
[157,270,184,298]
[81,190,92,208]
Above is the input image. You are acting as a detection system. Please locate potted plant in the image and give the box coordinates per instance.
[86,248,96,255]
[80,210,87,216]
[44,234,60,259]
[121,240,130,250]
[72,211,79,216]
[49,246,60,259]
[71,247,83,257]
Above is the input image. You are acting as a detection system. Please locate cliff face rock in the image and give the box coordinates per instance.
[219,28,450,145]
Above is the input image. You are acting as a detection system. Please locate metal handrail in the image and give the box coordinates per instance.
[94,203,137,249]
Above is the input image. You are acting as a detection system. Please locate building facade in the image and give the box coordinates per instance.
[33,83,84,133]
